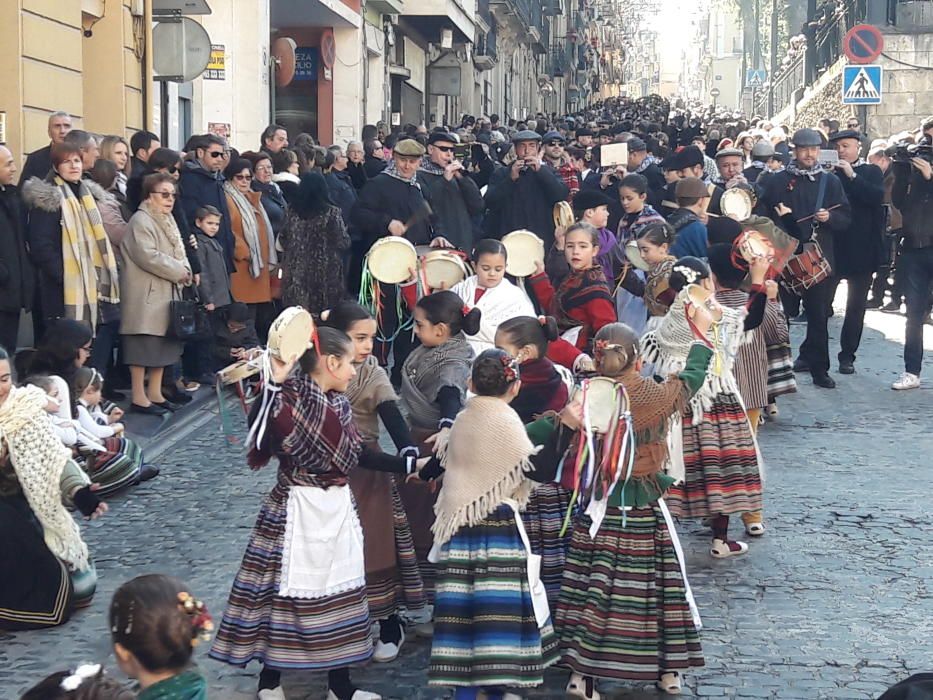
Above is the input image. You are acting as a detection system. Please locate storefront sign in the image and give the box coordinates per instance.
[295,47,319,81]
[205,44,226,80]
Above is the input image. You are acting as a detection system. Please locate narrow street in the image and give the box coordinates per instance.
[3,299,931,700]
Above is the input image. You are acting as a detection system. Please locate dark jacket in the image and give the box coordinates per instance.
[636,160,667,199]
[19,145,52,184]
[351,172,439,246]
[179,159,235,271]
[417,167,485,250]
[891,162,933,250]
[761,167,852,271]
[324,170,358,228]
[485,164,570,250]
[129,156,148,182]
[364,155,387,179]
[252,180,287,237]
[212,317,260,365]
[833,162,885,277]
[347,161,368,191]
[0,185,34,313]
[194,230,233,308]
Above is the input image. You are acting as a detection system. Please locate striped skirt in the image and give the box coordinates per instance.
[209,486,373,670]
[522,482,575,609]
[365,484,426,621]
[429,506,559,688]
[664,394,763,519]
[555,508,704,681]
[80,437,143,497]
[766,342,797,401]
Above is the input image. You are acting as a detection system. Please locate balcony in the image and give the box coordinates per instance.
[402,0,475,43]
[489,0,533,33]
[474,11,498,70]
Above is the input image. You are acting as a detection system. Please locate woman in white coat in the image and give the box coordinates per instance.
[450,239,535,356]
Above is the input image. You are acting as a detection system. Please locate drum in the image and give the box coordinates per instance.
[553,201,575,229]
[366,236,418,284]
[267,306,315,360]
[720,187,755,221]
[217,360,260,386]
[624,239,650,271]
[501,229,545,277]
[571,376,625,434]
[422,249,468,289]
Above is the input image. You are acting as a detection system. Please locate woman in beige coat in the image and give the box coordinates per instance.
[120,173,192,415]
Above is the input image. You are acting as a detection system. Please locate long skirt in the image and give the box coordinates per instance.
[555,507,704,681]
[522,482,575,609]
[766,341,797,401]
[209,484,373,670]
[664,393,763,519]
[348,466,425,621]
[80,437,143,497]
[0,496,75,630]
[397,426,441,598]
[429,505,559,688]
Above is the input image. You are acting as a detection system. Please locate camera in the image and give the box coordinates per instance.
[884,141,933,163]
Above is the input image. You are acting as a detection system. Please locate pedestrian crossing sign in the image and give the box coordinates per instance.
[842,64,882,104]
[746,69,767,88]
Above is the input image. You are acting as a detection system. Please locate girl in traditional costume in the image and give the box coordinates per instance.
[210,328,428,700]
[495,315,574,606]
[110,574,213,700]
[321,301,425,663]
[556,322,712,699]
[646,257,766,559]
[615,221,678,337]
[423,349,576,699]
[450,239,536,355]
[529,222,617,371]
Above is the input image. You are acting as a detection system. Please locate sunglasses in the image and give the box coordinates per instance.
[166,166,178,174]
[433,145,455,152]
[154,191,176,199]
[208,151,224,158]
[233,174,251,181]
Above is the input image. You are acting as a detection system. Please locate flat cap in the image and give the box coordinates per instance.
[576,128,595,137]
[792,128,823,147]
[427,131,457,145]
[394,138,426,156]
[828,129,861,143]
[715,147,745,160]
[675,176,710,199]
[628,137,647,152]
[573,189,613,211]
[751,140,775,158]
[512,129,542,143]
[542,130,565,143]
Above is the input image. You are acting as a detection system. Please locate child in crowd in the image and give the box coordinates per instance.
[449,239,535,355]
[556,323,712,698]
[71,367,154,495]
[110,574,212,699]
[530,222,616,371]
[321,301,425,663]
[25,374,80,449]
[616,221,678,336]
[546,191,618,288]
[20,666,134,700]
[213,302,261,370]
[668,177,710,259]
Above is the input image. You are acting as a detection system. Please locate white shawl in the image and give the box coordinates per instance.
[451,276,535,355]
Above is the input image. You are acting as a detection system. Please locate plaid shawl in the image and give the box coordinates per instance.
[554,265,613,331]
[58,176,119,329]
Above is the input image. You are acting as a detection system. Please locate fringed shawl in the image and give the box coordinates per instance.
[345,355,397,442]
[432,396,541,545]
[554,265,613,332]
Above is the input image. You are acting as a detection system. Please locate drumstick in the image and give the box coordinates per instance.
[405,200,434,231]
[796,204,841,223]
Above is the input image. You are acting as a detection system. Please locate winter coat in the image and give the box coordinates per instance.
[892,163,933,250]
[19,145,52,184]
[272,172,301,204]
[22,177,113,321]
[347,161,368,191]
[252,180,287,237]
[485,164,570,250]
[120,204,191,337]
[225,190,273,304]
[834,162,885,277]
[670,219,709,259]
[279,205,349,316]
[0,185,34,313]
[194,230,233,308]
[364,155,387,179]
[324,170,358,229]
[417,168,485,250]
[179,160,235,270]
[351,172,439,246]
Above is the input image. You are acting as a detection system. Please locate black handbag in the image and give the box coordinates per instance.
[168,286,211,341]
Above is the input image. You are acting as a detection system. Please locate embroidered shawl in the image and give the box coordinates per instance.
[554,265,613,332]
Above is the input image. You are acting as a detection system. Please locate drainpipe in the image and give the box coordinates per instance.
[143,0,154,131]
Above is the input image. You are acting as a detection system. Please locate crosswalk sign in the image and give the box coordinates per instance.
[842,65,882,104]
[746,69,767,87]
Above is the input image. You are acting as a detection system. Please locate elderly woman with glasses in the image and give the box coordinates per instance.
[224,158,277,338]
[120,173,193,415]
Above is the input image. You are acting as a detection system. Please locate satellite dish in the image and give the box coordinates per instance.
[273,37,297,87]
[152,18,212,82]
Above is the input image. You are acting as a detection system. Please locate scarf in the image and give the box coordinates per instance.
[138,670,208,700]
[223,182,277,278]
[0,385,89,571]
[140,199,188,267]
[419,156,446,176]
[511,358,568,423]
[345,355,397,442]
[401,333,474,430]
[750,160,767,170]
[635,154,658,174]
[432,395,540,545]
[57,176,119,329]
[554,266,613,332]
[787,160,824,181]
[384,160,420,188]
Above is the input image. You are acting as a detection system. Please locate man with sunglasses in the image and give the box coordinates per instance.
[180,134,235,271]
[542,130,579,202]
[416,131,484,250]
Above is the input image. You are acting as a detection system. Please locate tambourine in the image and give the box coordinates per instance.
[267,306,315,360]
[735,228,775,263]
[571,376,627,434]
[553,201,575,229]
[421,249,468,289]
[366,236,418,284]
[501,229,545,277]
[624,239,650,271]
[720,186,756,221]
[217,360,260,386]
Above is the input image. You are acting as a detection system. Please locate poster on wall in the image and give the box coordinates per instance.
[205,44,226,80]
[208,122,231,140]
[294,47,319,81]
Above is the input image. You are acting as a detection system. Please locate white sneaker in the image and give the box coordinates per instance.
[566,672,601,700]
[658,671,683,694]
[258,688,286,700]
[710,538,749,558]
[372,633,404,663]
[892,372,920,390]
[326,691,381,700]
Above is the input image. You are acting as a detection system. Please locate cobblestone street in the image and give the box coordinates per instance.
[3,299,932,700]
